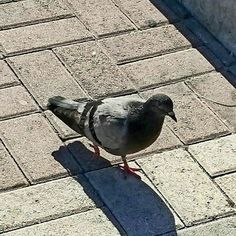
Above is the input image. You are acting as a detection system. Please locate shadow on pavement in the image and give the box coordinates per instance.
[53,141,177,236]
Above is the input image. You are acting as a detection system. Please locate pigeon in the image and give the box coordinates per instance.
[48,94,177,178]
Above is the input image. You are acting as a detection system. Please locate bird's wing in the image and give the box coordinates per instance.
[48,96,91,134]
[84,95,145,151]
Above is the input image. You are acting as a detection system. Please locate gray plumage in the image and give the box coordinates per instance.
[48,94,177,157]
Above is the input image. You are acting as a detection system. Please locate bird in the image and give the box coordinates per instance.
[48,94,177,178]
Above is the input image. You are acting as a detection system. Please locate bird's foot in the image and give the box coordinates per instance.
[119,164,141,179]
[89,143,100,157]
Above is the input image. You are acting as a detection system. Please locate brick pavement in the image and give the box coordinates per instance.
[0,0,236,235]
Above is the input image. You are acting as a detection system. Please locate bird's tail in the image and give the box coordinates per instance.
[47,96,82,133]
[48,96,79,110]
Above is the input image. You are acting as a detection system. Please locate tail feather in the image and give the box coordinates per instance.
[47,96,82,134]
[48,96,79,110]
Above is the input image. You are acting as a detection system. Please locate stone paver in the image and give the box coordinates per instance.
[0,0,72,29]
[113,0,169,29]
[0,0,235,234]
[2,208,121,236]
[0,141,28,191]
[187,71,236,132]
[100,24,191,64]
[178,216,236,236]
[141,82,229,144]
[67,0,134,36]
[121,48,214,89]
[0,176,97,233]
[216,173,236,204]
[0,17,92,55]
[86,162,183,236]
[0,60,19,88]
[0,86,38,119]
[137,149,234,226]
[188,134,236,177]
[44,110,79,140]
[0,114,81,183]
[8,50,86,108]
[54,42,135,98]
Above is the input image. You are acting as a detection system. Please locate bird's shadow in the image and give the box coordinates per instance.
[52,141,178,236]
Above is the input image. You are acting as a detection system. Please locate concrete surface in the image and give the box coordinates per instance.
[177,0,236,57]
[137,149,234,226]
[0,0,236,235]
[54,42,135,98]
[188,134,236,177]
[121,48,214,89]
[2,208,122,236]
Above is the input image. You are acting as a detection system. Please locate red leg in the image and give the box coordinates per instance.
[119,156,141,179]
[89,143,100,157]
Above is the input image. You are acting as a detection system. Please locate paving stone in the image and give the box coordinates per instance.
[44,110,79,140]
[67,0,133,36]
[0,141,28,191]
[130,124,182,158]
[86,162,183,236]
[100,24,191,64]
[141,82,229,144]
[0,60,19,88]
[188,135,236,177]
[137,149,234,226]
[183,18,235,66]
[0,176,97,233]
[148,0,180,23]
[0,0,72,30]
[178,216,236,236]
[187,72,236,132]
[113,0,168,29]
[121,48,214,89]
[0,18,92,55]
[216,173,236,204]
[0,86,39,119]
[54,42,135,98]
[8,50,86,108]
[2,208,121,236]
[0,114,81,183]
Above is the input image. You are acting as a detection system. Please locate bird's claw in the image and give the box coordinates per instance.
[89,143,100,157]
[119,164,141,179]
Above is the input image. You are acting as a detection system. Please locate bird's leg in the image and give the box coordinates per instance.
[89,143,100,157]
[119,156,141,179]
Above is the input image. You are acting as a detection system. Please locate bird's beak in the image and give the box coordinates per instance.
[168,111,177,122]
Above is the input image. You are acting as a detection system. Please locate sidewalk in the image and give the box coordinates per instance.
[0,0,236,235]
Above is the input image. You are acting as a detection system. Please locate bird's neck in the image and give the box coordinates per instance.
[128,107,165,135]
[142,109,165,131]
[125,108,165,154]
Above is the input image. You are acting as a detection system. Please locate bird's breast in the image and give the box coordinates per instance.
[123,117,165,154]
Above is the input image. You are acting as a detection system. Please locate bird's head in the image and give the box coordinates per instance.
[144,94,177,122]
